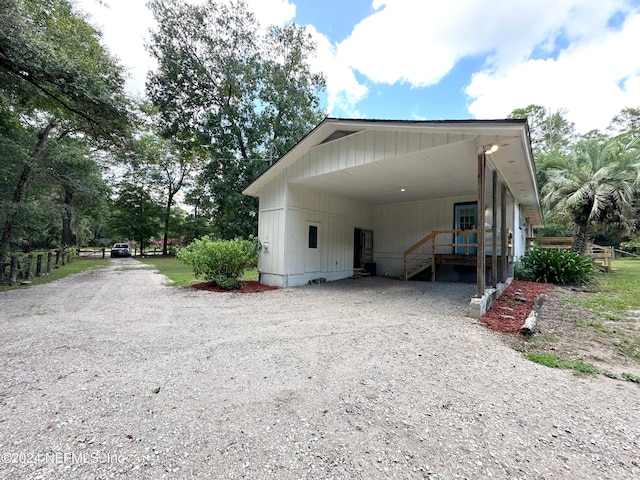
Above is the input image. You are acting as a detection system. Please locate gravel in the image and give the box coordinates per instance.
[0,258,639,479]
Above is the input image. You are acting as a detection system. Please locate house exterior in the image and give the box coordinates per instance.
[243,118,543,316]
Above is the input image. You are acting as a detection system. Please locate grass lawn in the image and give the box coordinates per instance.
[0,258,108,291]
[139,256,258,287]
[569,259,640,321]
[518,258,640,381]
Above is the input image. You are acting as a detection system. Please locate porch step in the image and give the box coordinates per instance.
[404,259,433,280]
[352,268,371,279]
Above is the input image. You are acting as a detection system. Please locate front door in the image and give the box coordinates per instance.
[454,202,478,254]
[305,222,321,272]
[353,228,373,268]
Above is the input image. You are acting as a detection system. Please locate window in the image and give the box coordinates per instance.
[308,225,318,249]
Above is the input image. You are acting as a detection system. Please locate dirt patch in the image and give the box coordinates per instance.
[192,280,280,293]
[513,287,640,379]
[479,280,640,380]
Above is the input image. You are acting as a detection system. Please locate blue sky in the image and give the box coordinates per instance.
[78,0,640,134]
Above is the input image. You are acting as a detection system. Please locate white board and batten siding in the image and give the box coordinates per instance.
[256,171,286,284]
[284,185,372,287]
[372,195,475,277]
[255,125,529,286]
[256,174,372,287]
[286,129,476,183]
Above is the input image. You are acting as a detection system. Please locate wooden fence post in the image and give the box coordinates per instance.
[36,254,43,277]
[55,250,60,268]
[25,254,33,280]
[9,256,17,286]
[47,251,52,273]
[102,248,105,259]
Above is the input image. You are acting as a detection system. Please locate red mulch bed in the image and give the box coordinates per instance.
[192,280,279,294]
[480,280,553,334]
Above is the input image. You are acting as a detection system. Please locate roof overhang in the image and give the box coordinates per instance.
[244,118,543,227]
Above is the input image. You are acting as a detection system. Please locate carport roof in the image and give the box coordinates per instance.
[244,118,543,227]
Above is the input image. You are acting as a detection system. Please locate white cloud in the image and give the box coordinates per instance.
[305,26,368,117]
[75,0,640,131]
[336,0,631,86]
[76,0,156,96]
[466,11,640,133]
[75,0,297,96]
[245,0,296,28]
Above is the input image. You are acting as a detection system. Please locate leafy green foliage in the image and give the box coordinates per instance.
[0,0,131,139]
[109,181,163,252]
[177,236,260,290]
[516,248,595,285]
[508,105,575,156]
[0,0,131,266]
[620,237,640,254]
[146,0,325,239]
[541,137,640,254]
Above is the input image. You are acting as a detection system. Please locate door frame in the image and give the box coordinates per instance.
[453,201,478,254]
[305,221,322,273]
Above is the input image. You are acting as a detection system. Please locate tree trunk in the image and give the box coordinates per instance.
[162,192,174,256]
[62,190,73,246]
[0,120,56,262]
[572,222,590,255]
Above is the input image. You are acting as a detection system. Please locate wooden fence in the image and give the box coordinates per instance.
[1,248,78,285]
[525,237,616,273]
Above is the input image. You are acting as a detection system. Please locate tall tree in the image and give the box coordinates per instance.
[44,137,111,246]
[608,106,640,143]
[508,105,576,155]
[0,0,130,261]
[146,0,325,239]
[542,137,640,254]
[134,132,194,254]
[110,181,163,254]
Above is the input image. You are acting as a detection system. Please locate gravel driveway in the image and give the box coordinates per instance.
[1,259,639,479]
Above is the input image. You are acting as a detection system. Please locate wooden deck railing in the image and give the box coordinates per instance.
[525,237,615,273]
[404,229,513,281]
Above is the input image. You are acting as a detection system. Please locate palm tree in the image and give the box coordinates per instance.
[542,137,640,254]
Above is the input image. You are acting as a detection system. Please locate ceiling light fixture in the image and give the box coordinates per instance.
[400,187,406,192]
[484,144,499,154]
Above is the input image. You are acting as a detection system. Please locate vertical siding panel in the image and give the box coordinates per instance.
[433,133,447,148]
[331,141,340,172]
[407,132,420,154]
[374,131,385,161]
[355,132,367,166]
[396,131,407,156]
[346,135,356,169]
[384,131,396,159]
[338,138,348,170]
[419,133,430,150]
[316,145,327,175]
[309,148,317,177]
[364,131,376,164]
[299,152,310,181]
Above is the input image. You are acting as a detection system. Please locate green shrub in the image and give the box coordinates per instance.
[515,248,594,285]
[176,236,260,290]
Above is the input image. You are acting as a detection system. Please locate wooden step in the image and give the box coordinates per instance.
[404,259,433,280]
[352,268,371,278]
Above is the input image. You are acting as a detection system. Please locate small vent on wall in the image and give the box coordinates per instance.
[319,130,360,145]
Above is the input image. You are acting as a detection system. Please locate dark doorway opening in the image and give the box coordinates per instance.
[353,228,374,272]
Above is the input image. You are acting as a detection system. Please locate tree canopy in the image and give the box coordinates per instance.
[146,0,326,238]
[0,0,132,263]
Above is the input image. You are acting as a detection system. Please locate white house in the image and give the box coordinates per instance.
[243,118,543,316]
